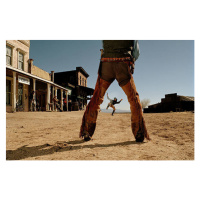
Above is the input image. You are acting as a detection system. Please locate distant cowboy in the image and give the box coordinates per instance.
[63,97,67,111]
[29,90,35,111]
[106,93,123,116]
[52,96,62,112]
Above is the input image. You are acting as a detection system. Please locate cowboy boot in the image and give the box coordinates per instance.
[121,76,150,142]
[112,109,115,116]
[80,75,111,141]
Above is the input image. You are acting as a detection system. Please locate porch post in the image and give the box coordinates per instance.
[12,71,16,112]
[52,86,55,111]
[33,78,36,111]
[55,87,57,111]
[46,83,50,111]
[67,90,68,111]
[61,89,63,111]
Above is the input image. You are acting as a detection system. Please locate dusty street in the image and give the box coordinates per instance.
[6,111,194,160]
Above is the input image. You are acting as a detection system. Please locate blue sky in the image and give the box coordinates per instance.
[30,40,194,110]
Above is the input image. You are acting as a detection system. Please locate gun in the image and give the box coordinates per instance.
[100,49,104,58]
[130,58,135,74]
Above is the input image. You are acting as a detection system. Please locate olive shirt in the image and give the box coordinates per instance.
[102,40,140,60]
[99,40,140,86]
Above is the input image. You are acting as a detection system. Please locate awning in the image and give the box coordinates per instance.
[6,65,68,92]
[78,85,94,95]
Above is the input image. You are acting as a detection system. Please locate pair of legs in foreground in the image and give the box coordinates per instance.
[80,61,150,142]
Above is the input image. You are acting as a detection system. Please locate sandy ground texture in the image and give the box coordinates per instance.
[6,111,194,160]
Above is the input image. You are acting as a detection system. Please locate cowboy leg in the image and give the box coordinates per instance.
[80,75,111,140]
[106,103,110,109]
[121,76,150,142]
[110,104,115,115]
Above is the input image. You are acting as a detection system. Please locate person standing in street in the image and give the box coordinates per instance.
[80,40,150,142]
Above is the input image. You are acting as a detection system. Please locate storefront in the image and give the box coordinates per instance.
[6,40,69,113]
[6,66,68,113]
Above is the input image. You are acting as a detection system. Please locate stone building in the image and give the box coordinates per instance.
[54,67,94,110]
[144,93,194,113]
[6,40,68,112]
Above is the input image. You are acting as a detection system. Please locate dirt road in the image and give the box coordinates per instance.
[6,111,194,160]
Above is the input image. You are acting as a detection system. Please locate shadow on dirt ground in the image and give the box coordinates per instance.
[6,140,144,160]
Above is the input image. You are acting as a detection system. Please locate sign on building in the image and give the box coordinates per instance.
[18,76,30,85]
[67,89,72,95]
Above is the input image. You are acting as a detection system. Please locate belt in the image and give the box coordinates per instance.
[101,57,132,63]
[101,57,135,74]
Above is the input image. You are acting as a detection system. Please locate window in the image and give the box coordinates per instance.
[6,80,11,105]
[18,52,24,70]
[18,83,23,106]
[80,76,81,85]
[6,46,12,65]
[82,78,84,86]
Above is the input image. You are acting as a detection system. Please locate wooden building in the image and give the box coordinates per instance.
[54,67,94,111]
[6,40,68,112]
[144,93,194,113]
